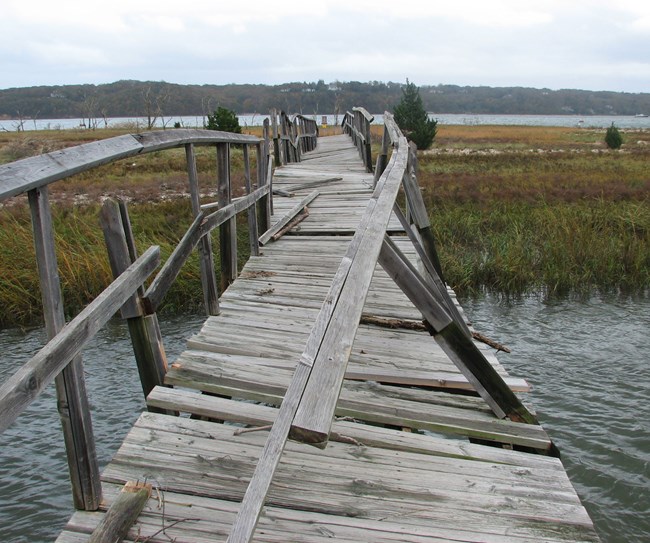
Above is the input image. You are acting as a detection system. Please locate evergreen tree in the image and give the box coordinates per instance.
[393,80,437,150]
[205,106,242,133]
[605,122,623,149]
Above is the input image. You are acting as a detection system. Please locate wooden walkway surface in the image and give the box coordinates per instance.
[56,135,600,543]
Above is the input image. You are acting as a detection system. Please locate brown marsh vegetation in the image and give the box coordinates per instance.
[0,123,648,327]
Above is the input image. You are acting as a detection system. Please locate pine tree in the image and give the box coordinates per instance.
[605,122,623,149]
[205,107,242,133]
[393,80,437,150]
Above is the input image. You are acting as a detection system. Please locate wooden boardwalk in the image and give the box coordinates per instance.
[54,134,600,542]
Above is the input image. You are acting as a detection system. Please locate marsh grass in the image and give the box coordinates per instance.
[1,124,648,327]
[417,129,650,297]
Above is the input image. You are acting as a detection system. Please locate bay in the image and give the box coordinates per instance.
[1,112,649,132]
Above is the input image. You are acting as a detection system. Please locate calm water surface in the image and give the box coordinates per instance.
[0,313,205,543]
[0,297,648,542]
[462,294,650,543]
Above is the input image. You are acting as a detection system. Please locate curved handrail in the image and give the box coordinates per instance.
[0,126,271,511]
[341,108,374,172]
[0,128,261,201]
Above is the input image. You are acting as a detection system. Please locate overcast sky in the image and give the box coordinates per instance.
[1,0,649,92]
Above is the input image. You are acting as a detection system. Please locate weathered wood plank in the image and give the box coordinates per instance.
[87,481,151,543]
[186,142,220,315]
[290,137,409,447]
[29,186,102,510]
[378,236,538,426]
[259,190,320,245]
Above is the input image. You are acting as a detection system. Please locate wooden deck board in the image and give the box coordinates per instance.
[56,133,599,543]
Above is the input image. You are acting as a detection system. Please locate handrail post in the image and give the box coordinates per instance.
[271,109,281,168]
[185,143,220,316]
[374,124,390,187]
[257,141,271,232]
[243,145,260,257]
[217,142,238,292]
[263,119,274,215]
[100,200,170,406]
[28,186,101,511]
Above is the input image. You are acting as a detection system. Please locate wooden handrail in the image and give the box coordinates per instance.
[0,128,261,202]
[0,246,160,434]
[0,123,272,510]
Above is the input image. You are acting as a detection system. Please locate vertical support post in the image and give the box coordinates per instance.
[363,116,373,173]
[263,119,273,215]
[217,142,237,292]
[271,109,281,167]
[243,145,260,257]
[28,186,101,511]
[374,125,390,187]
[100,199,169,404]
[185,143,220,315]
[257,142,271,233]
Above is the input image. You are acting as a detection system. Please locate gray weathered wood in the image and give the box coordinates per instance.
[243,145,260,257]
[87,481,151,543]
[289,136,409,447]
[143,185,269,312]
[101,200,169,401]
[391,204,471,337]
[28,186,102,511]
[259,190,319,246]
[378,236,538,425]
[0,246,160,434]
[100,200,142,319]
[225,146,406,540]
[186,143,220,316]
[217,142,238,292]
[0,129,261,202]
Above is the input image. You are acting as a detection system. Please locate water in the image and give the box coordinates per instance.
[1,113,649,132]
[1,298,648,542]
[0,313,204,543]
[462,294,650,543]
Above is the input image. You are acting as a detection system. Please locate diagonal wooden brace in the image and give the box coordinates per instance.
[378,235,537,424]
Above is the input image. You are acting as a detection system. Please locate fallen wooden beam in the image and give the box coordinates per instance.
[88,481,151,543]
[258,190,319,245]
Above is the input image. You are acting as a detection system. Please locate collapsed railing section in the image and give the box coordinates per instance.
[227,111,542,543]
[269,109,319,166]
[0,128,272,512]
[342,106,374,173]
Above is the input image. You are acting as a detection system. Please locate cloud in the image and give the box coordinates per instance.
[0,0,649,92]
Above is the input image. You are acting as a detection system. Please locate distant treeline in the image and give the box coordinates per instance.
[1,79,649,120]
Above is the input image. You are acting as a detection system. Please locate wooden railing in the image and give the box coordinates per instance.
[269,110,319,166]
[0,127,271,511]
[342,106,374,172]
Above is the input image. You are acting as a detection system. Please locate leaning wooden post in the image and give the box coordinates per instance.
[100,199,169,404]
[185,143,220,316]
[217,142,238,292]
[28,186,101,511]
[362,115,373,173]
[403,142,445,282]
[243,145,260,257]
